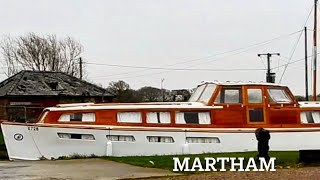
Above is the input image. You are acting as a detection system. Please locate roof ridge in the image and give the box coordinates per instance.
[7,70,26,95]
[0,70,114,97]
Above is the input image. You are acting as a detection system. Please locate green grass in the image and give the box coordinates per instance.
[56,154,99,160]
[102,151,299,171]
[0,129,4,145]
[0,127,8,160]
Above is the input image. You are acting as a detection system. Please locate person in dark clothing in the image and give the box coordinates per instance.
[255,128,271,161]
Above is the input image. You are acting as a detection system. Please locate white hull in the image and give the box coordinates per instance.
[2,123,320,160]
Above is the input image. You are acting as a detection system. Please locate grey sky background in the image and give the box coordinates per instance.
[0,0,317,95]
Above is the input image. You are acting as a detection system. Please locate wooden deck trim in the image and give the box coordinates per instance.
[3,122,320,133]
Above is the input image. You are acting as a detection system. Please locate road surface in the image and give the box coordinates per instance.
[0,159,177,180]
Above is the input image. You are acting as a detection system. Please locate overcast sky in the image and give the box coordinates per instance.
[0,0,317,95]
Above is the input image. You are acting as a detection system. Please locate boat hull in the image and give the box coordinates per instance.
[2,123,320,160]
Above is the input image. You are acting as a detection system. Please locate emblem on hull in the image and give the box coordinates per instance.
[14,133,23,141]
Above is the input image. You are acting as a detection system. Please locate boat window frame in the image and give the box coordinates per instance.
[117,111,142,123]
[188,84,206,102]
[57,112,96,123]
[70,113,83,121]
[247,89,263,104]
[188,83,217,104]
[146,111,171,124]
[214,86,243,104]
[267,87,293,104]
[175,111,211,125]
[38,110,49,123]
[147,136,175,143]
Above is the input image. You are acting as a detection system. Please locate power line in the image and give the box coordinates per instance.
[90,53,318,81]
[90,69,266,80]
[271,53,317,69]
[88,29,302,79]
[173,30,303,69]
[85,62,265,71]
[279,4,314,82]
[278,30,304,82]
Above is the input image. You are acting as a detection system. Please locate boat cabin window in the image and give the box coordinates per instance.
[189,84,217,104]
[58,112,96,122]
[117,112,142,123]
[71,113,82,121]
[186,137,220,143]
[106,135,135,142]
[147,136,174,143]
[58,133,95,140]
[248,89,263,104]
[267,88,292,103]
[175,111,211,124]
[214,87,242,104]
[248,109,264,122]
[146,112,171,124]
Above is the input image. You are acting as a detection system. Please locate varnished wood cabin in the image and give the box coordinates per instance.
[38,82,317,129]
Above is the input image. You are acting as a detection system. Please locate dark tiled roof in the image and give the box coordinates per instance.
[0,70,113,97]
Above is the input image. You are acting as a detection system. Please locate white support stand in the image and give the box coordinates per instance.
[106,141,113,156]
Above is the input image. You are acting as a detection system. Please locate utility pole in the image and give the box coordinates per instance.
[79,57,83,80]
[305,27,309,101]
[52,59,55,71]
[161,78,165,102]
[313,0,318,101]
[258,53,280,83]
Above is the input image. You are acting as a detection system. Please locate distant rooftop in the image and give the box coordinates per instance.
[0,70,114,97]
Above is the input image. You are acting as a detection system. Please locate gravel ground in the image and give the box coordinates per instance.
[151,167,320,180]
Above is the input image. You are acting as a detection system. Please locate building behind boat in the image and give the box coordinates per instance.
[0,70,114,123]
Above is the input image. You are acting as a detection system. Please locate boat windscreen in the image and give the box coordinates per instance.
[267,88,292,103]
[38,110,49,123]
[189,84,217,104]
[189,85,206,102]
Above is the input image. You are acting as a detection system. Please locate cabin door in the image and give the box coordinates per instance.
[244,87,266,124]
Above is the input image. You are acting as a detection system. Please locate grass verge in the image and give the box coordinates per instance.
[0,126,8,160]
[102,151,299,172]
[0,127,4,145]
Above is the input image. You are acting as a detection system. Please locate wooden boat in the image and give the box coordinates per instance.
[2,82,320,160]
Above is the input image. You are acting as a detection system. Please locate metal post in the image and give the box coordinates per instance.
[305,27,309,101]
[313,0,318,101]
[79,57,83,80]
[267,53,271,82]
[24,106,27,123]
[258,53,280,83]
[161,78,165,101]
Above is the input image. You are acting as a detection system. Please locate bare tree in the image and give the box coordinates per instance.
[1,36,19,76]
[0,33,83,77]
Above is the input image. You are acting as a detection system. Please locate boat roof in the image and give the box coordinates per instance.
[200,81,287,87]
[45,102,223,111]
[44,81,288,112]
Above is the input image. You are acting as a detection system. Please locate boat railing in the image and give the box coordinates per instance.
[299,101,320,105]
[299,101,320,108]
[56,103,95,107]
